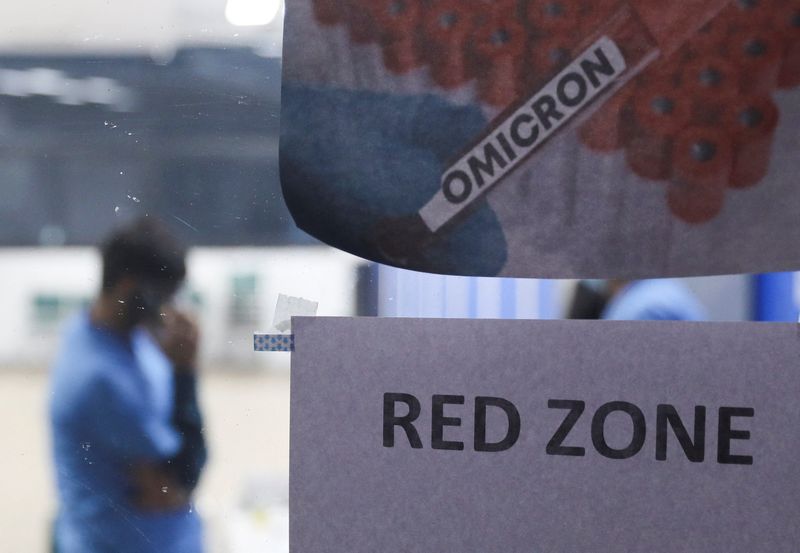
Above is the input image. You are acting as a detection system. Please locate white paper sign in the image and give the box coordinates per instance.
[291,317,800,552]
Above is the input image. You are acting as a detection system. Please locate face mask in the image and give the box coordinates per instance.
[129,280,177,323]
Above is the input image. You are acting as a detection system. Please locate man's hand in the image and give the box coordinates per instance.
[132,463,190,511]
[156,308,199,373]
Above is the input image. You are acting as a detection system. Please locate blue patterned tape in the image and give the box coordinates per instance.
[254,334,295,352]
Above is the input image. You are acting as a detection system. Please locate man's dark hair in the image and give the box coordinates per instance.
[100,216,187,290]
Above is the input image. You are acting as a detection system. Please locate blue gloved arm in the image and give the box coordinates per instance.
[280,84,507,276]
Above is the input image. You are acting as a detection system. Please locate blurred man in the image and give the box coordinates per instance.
[49,217,207,553]
[602,279,707,321]
[568,279,707,321]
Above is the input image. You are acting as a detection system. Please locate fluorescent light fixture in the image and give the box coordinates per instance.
[225,0,282,26]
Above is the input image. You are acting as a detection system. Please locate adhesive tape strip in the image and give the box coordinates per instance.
[254,334,295,352]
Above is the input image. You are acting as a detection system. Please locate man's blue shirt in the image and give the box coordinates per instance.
[602,280,707,321]
[50,311,203,553]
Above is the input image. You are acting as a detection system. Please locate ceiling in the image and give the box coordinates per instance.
[0,0,284,57]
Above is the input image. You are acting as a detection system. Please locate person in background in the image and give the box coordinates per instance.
[566,279,611,320]
[49,216,207,553]
[568,279,707,321]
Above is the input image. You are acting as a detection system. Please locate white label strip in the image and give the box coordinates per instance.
[419,36,627,232]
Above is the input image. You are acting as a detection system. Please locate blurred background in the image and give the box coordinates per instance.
[1,1,799,552]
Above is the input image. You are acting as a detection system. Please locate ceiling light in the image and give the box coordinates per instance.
[225,0,282,26]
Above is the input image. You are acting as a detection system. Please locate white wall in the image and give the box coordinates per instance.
[0,246,361,370]
[683,275,751,321]
[378,266,558,320]
[189,247,361,371]
[794,273,800,312]
[0,248,100,366]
